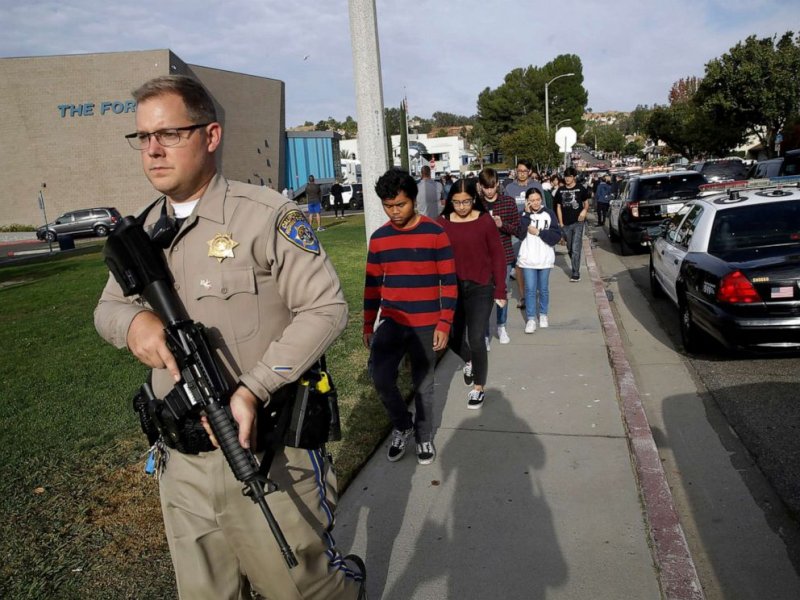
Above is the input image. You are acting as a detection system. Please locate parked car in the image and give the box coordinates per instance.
[648,175,800,352]
[690,158,749,183]
[36,207,122,242]
[748,149,800,179]
[607,170,708,255]
[323,183,363,210]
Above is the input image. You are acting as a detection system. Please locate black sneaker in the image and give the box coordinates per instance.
[387,427,413,462]
[343,554,368,599]
[467,389,485,409]
[569,275,580,282]
[416,441,436,465]
[462,361,474,386]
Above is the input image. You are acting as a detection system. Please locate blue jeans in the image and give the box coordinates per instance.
[522,268,550,320]
[562,221,585,279]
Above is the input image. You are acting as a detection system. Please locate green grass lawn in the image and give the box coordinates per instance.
[0,213,393,598]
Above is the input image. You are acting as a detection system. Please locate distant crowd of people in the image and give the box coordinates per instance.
[364,162,602,466]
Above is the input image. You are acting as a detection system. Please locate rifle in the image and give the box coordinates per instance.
[103,216,298,569]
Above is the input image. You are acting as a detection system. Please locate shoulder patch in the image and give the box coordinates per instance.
[278,209,320,254]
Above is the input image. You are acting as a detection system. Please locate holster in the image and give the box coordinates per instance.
[132,358,341,454]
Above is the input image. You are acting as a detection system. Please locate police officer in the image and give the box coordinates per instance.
[94,75,365,600]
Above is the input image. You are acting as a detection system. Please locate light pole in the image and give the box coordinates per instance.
[545,72,575,133]
[554,118,571,131]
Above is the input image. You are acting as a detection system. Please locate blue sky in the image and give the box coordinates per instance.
[0,0,795,127]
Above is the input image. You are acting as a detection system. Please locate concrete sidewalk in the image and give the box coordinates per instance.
[335,238,703,599]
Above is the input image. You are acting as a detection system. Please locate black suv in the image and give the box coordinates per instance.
[36,207,122,242]
[690,158,748,183]
[608,171,707,254]
[748,149,800,179]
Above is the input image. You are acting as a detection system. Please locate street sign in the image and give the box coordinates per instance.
[555,127,577,153]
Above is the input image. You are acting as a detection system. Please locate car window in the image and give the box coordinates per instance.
[700,160,747,181]
[708,200,800,254]
[637,178,670,200]
[673,205,704,248]
[73,210,92,220]
[783,155,800,176]
[669,174,706,198]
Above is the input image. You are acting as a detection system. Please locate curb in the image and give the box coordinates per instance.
[583,235,705,600]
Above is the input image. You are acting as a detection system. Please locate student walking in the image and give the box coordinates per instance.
[478,168,520,347]
[440,179,507,409]
[517,188,562,332]
[364,170,457,465]
[554,167,590,282]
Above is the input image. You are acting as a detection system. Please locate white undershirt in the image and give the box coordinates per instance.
[170,199,199,219]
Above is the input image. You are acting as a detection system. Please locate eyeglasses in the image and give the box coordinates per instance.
[452,200,473,207]
[125,123,210,150]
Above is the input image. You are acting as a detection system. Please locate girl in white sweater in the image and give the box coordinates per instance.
[516,188,562,333]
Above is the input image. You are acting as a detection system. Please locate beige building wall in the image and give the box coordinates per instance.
[0,50,284,227]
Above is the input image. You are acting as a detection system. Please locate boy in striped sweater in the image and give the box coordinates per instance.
[363,169,458,465]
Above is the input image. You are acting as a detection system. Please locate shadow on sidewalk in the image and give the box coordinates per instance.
[381,389,568,599]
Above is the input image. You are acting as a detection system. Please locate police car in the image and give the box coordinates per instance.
[648,176,800,353]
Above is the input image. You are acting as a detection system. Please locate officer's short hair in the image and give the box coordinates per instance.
[133,75,217,124]
[376,169,418,202]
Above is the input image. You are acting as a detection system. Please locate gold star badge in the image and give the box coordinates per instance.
[207,233,239,262]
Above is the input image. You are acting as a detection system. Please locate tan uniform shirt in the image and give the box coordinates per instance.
[94,173,348,402]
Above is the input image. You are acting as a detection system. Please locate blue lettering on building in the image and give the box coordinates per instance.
[59,101,137,117]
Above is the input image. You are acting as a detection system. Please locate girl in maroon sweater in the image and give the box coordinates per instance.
[439,179,507,409]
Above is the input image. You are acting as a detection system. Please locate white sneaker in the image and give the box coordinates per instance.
[539,315,549,328]
[525,319,537,334]
[497,325,510,344]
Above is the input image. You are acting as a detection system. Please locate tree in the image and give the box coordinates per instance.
[399,100,409,171]
[466,122,491,169]
[669,77,701,104]
[628,105,653,136]
[476,54,589,154]
[499,120,560,172]
[624,140,644,157]
[432,111,474,128]
[696,31,800,158]
[384,107,402,135]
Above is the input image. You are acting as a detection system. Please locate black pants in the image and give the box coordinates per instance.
[334,199,345,217]
[597,202,609,225]
[370,319,436,443]
[449,280,494,387]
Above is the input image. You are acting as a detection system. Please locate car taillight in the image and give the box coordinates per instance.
[716,270,762,304]
[111,216,118,223]
[629,201,639,218]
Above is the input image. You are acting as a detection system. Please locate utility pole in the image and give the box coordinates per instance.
[348,0,389,240]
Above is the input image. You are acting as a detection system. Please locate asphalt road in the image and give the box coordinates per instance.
[588,220,800,598]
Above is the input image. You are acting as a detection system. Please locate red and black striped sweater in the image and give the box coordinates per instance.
[363,216,458,335]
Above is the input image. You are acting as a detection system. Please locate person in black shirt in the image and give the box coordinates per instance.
[330,179,345,219]
[554,167,590,282]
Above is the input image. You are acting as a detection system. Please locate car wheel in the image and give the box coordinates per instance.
[679,294,706,354]
[649,255,665,298]
[94,224,109,237]
[45,231,57,243]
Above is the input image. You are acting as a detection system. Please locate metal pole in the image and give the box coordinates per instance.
[348,0,389,240]
[38,187,53,253]
[545,84,550,133]
[545,72,575,133]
